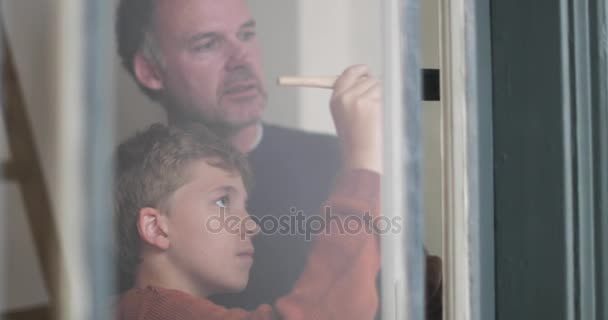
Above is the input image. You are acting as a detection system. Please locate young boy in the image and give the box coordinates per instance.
[114,67,383,319]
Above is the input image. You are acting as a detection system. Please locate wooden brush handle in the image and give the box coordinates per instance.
[277,76,337,89]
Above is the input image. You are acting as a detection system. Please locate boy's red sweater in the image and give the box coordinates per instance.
[115,169,381,320]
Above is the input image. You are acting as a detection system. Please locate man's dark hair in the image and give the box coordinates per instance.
[114,123,252,291]
[116,0,162,101]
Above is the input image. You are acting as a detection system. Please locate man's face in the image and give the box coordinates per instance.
[145,0,267,128]
[165,160,257,295]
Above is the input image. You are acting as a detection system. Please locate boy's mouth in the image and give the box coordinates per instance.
[237,249,255,259]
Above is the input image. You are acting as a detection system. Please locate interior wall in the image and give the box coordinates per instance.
[249,0,300,129]
[294,0,382,134]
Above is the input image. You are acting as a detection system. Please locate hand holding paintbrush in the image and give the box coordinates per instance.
[279,65,382,173]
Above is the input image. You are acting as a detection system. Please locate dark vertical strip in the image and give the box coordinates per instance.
[571,0,599,318]
[590,0,608,318]
[472,0,496,319]
[491,0,574,319]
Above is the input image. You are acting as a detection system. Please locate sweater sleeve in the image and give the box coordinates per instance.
[271,169,381,320]
[115,286,275,320]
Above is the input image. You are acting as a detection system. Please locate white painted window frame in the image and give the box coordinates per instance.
[440,0,493,320]
[380,0,426,320]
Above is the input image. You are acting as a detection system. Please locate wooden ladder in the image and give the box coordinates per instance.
[1,33,60,320]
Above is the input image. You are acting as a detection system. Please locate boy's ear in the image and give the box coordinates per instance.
[133,52,165,91]
[137,207,170,250]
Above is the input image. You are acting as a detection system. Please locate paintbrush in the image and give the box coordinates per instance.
[277,69,440,101]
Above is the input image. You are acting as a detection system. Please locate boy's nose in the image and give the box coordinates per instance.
[241,214,261,238]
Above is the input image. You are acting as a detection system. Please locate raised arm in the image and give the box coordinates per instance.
[273,65,383,320]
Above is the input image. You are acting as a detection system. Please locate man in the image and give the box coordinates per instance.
[115,0,441,316]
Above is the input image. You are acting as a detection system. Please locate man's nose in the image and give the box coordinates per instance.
[225,40,249,70]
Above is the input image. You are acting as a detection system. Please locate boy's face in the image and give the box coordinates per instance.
[164,160,257,295]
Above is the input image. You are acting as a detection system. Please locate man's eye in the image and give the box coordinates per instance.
[239,31,256,41]
[215,196,230,208]
[193,40,218,52]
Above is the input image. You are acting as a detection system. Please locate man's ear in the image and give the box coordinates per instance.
[133,52,165,91]
[137,207,170,250]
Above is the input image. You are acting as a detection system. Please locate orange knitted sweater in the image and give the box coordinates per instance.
[115,169,381,320]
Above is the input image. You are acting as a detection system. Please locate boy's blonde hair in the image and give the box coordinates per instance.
[114,123,251,290]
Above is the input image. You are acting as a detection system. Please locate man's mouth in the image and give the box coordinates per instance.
[224,83,258,95]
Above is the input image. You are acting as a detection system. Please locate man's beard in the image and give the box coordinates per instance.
[164,95,265,140]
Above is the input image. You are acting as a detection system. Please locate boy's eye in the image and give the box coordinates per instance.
[215,196,230,208]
